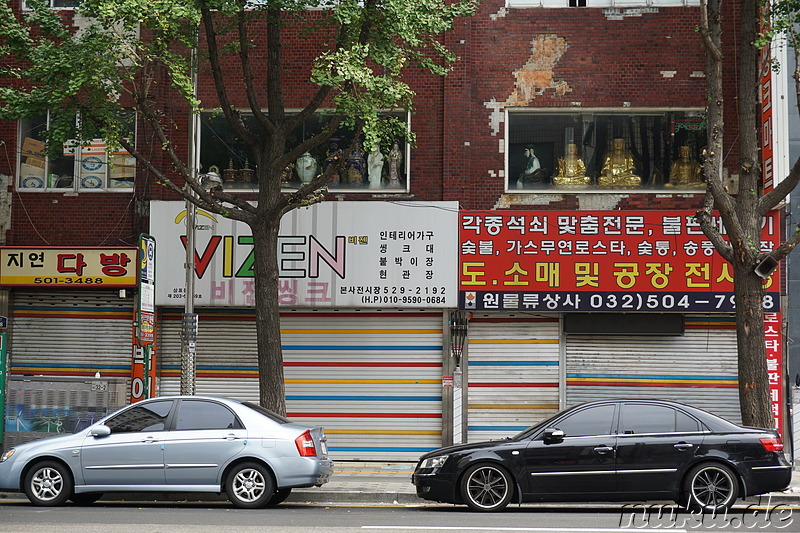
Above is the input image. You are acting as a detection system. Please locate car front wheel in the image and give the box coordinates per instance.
[683,462,739,511]
[226,462,275,509]
[459,463,514,511]
[23,460,73,506]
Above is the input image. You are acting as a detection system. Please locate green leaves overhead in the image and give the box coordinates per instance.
[0,0,477,155]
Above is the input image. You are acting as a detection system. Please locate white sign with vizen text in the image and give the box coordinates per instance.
[150,201,458,308]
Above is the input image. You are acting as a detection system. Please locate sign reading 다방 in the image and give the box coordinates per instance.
[149,201,459,308]
[0,247,138,287]
[459,210,780,313]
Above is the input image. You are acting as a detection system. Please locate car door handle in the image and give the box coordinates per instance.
[593,446,614,454]
[141,437,158,443]
[223,434,240,441]
[674,443,694,451]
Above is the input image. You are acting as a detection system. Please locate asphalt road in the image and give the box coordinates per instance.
[0,499,799,533]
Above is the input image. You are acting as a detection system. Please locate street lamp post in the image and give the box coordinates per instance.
[179,172,221,396]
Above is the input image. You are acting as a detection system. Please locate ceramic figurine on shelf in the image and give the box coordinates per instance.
[346,141,366,186]
[387,141,403,188]
[280,162,295,185]
[296,151,318,184]
[239,159,254,183]
[223,159,237,183]
[324,141,342,186]
[516,144,548,188]
[367,145,384,189]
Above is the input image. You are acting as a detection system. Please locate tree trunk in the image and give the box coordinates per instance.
[733,260,772,428]
[251,214,287,416]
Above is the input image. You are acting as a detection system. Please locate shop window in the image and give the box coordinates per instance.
[200,110,410,193]
[17,112,137,192]
[507,110,706,192]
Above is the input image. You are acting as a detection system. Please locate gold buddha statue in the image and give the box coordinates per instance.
[553,143,590,188]
[665,145,704,188]
[598,138,641,188]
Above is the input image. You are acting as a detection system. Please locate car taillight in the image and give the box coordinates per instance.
[760,437,784,452]
[295,430,318,457]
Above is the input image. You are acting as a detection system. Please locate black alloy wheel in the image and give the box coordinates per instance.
[684,462,739,511]
[23,460,73,506]
[459,463,514,511]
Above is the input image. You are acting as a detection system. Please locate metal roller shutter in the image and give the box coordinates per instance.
[467,313,561,443]
[565,314,741,423]
[10,291,134,381]
[158,309,444,460]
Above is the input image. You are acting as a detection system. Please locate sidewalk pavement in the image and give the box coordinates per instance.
[1,461,799,506]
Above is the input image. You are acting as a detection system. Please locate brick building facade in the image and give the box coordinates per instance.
[1,0,788,460]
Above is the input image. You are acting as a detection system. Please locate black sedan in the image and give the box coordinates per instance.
[412,399,791,512]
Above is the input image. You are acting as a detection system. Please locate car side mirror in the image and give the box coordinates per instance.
[90,425,111,438]
[543,428,564,443]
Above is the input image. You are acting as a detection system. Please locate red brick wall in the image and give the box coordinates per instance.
[0,3,744,246]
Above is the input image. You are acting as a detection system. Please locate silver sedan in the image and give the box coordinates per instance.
[0,396,333,508]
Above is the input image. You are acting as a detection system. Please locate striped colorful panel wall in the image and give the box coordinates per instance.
[466,314,561,442]
[158,309,444,460]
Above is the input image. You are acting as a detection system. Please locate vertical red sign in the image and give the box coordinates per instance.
[764,312,784,437]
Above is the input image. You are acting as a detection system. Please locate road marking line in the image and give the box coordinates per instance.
[361,528,688,533]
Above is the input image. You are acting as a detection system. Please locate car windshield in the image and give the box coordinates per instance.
[512,415,559,440]
[242,401,292,424]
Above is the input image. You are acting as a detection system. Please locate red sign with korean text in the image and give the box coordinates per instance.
[459,211,780,313]
[764,312,785,437]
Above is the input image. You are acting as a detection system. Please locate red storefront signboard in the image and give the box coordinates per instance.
[458,210,780,313]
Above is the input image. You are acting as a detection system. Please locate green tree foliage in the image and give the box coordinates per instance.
[0,0,477,414]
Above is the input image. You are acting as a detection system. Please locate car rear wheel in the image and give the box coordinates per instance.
[683,463,739,511]
[23,460,73,506]
[459,463,513,511]
[267,487,292,506]
[226,462,275,509]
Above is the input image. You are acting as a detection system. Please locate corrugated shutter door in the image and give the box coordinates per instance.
[158,309,444,461]
[467,313,561,442]
[565,315,741,423]
[11,291,134,380]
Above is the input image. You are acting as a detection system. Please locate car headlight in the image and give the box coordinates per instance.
[0,448,15,463]
[421,455,449,469]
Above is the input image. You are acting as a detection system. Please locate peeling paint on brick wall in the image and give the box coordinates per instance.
[485,34,571,137]
[507,34,571,105]
[489,6,508,20]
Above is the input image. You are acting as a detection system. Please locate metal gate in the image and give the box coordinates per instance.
[158,309,444,460]
[10,291,134,380]
[565,314,741,423]
[466,313,561,442]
